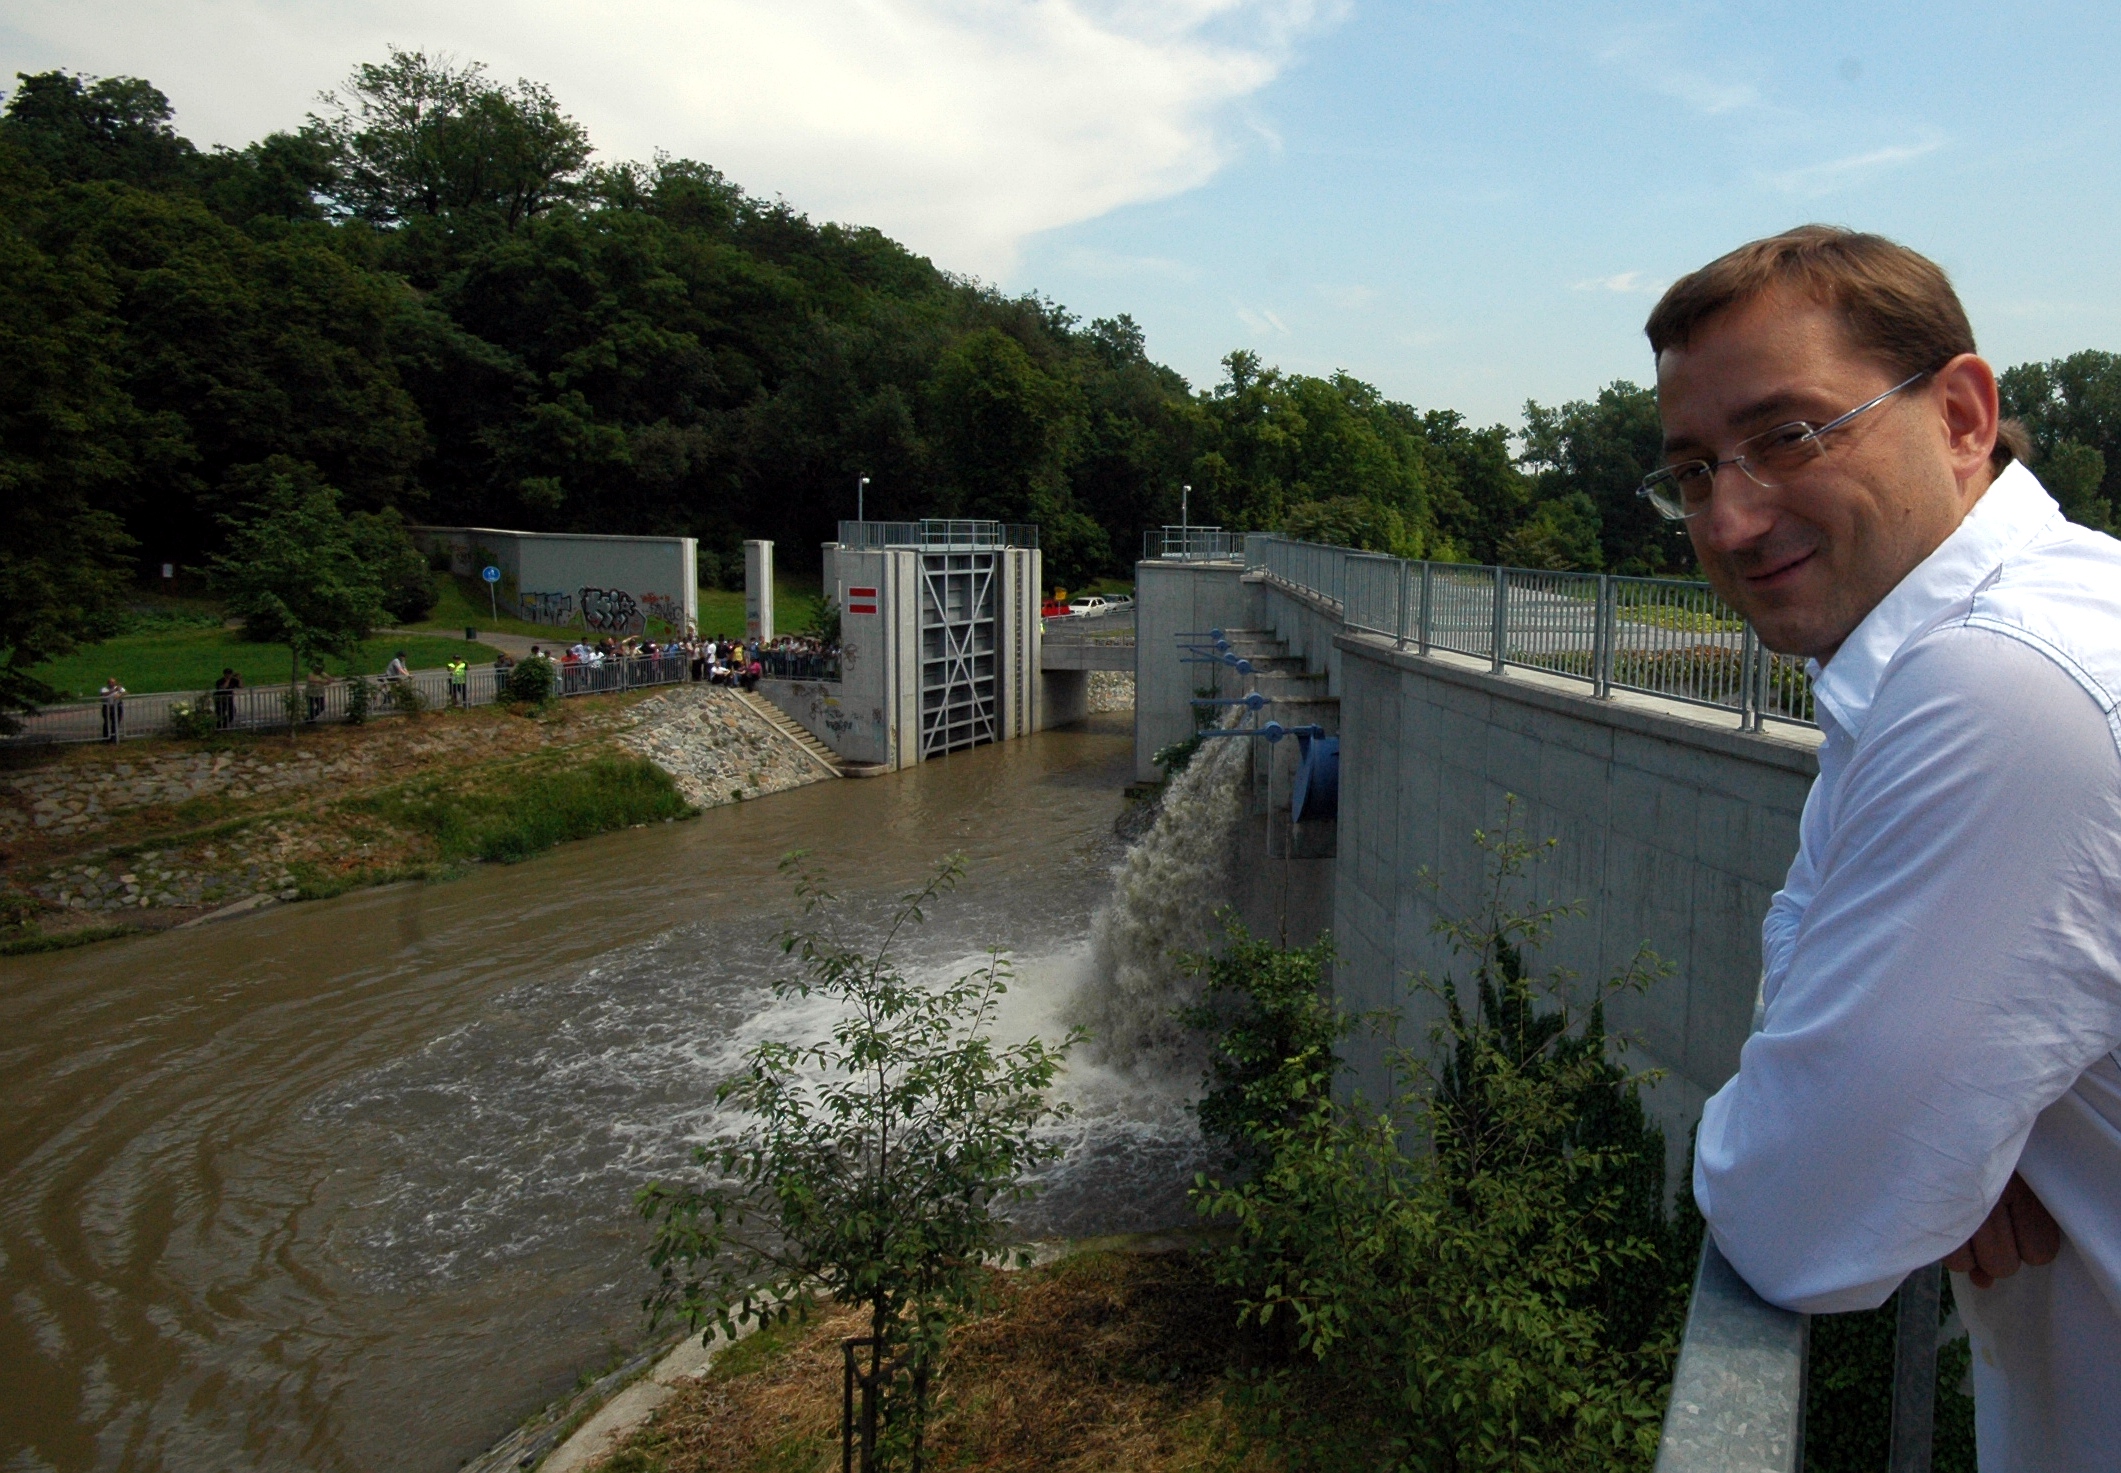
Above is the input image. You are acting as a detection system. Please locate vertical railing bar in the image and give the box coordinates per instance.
[1594,574,1612,698]
[1490,565,1508,674]
[1887,1264,1942,1473]
[1418,561,1433,655]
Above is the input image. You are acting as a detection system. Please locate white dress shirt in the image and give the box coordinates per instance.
[1693,462,2121,1472]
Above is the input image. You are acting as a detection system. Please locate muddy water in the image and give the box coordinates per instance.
[0,713,1206,1473]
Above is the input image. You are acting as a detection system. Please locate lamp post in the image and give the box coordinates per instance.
[1181,483,1190,558]
[857,474,870,523]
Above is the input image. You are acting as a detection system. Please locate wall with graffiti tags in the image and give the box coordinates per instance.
[410,525,698,637]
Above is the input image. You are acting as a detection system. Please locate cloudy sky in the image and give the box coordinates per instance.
[5,0,2118,424]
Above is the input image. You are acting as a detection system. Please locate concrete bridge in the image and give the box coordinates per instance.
[1135,549,1821,1180]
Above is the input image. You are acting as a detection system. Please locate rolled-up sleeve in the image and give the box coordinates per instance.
[1695,627,2121,1313]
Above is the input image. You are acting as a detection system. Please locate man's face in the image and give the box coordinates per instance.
[1655,288,1970,662]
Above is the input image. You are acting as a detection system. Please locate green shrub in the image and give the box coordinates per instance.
[344,672,374,724]
[385,677,427,715]
[506,655,557,705]
[1189,801,1687,1471]
[165,698,218,739]
[352,756,689,863]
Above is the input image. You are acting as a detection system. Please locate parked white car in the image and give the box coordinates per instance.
[1068,594,1134,617]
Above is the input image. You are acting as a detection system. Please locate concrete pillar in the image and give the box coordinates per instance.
[744,540,774,642]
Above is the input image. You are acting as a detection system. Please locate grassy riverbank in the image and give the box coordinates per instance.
[595,1250,1280,1473]
[0,693,700,954]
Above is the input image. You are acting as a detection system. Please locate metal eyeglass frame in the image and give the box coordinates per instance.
[1637,370,1931,521]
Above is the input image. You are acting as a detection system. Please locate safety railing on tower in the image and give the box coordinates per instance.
[1141,526,1248,562]
[1245,534,1816,731]
[835,520,1039,551]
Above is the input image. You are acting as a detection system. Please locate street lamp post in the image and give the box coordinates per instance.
[858,474,870,523]
[1181,483,1190,558]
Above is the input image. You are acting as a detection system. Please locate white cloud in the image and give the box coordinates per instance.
[1762,139,1944,196]
[0,0,1340,278]
[1572,270,1666,295]
[1235,303,1290,335]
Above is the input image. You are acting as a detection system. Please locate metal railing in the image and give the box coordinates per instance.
[1142,525,1247,562]
[835,519,1039,551]
[7,652,698,746]
[756,649,842,681]
[1245,535,1815,731]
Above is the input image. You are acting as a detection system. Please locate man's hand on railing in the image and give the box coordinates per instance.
[1944,1172,2061,1289]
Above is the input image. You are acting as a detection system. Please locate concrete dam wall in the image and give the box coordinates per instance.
[1134,558,1822,1163]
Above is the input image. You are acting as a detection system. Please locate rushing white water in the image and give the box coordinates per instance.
[1069,734,1252,1069]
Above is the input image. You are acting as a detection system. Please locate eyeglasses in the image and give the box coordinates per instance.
[1637,371,1931,521]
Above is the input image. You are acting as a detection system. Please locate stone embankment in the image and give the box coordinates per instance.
[1087,671,1135,712]
[0,685,830,949]
[614,685,833,806]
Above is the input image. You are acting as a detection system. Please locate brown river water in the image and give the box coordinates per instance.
[0,713,1213,1472]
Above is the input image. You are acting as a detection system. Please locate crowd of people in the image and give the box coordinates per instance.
[517,633,840,695]
[81,629,844,743]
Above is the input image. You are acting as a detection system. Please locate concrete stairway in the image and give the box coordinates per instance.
[732,689,845,778]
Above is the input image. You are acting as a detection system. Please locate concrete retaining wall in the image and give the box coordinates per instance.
[1132,561,1254,781]
[412,525,698,636]
[1329,625,1818,1169]
[1131,561,1823,1179]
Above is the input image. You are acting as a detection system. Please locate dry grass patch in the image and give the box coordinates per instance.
[602,1251,1286,1473]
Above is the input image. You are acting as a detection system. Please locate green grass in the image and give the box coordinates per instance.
[406,572,581,640]
[29,627,502,699]
[0,924,142,956]
[348,755,692,863]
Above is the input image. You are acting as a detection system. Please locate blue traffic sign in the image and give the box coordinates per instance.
[481,565,501,583]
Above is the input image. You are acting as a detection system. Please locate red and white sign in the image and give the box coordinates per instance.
[847,585,878,615]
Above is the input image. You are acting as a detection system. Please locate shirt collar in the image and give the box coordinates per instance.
[1808,460,2059,735]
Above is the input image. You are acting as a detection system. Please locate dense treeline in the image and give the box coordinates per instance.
[4,52,2118,719]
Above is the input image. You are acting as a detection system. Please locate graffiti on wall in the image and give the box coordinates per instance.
[518,591,577,625]
[640,592,686,632]
[580,586,644,635]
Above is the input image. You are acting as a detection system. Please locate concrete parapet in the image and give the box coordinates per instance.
[1329,627,1818,1188]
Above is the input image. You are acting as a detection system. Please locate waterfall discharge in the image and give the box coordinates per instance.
[1070,734,1252,1069]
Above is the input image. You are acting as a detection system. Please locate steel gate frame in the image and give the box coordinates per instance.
[918,551,998,757]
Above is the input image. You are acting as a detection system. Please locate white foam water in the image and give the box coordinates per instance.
[1068,734,1251,1069]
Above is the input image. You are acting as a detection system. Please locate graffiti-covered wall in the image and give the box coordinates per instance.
[410,526,699,638]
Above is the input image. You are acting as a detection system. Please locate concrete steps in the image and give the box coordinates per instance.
[732,689,846,778]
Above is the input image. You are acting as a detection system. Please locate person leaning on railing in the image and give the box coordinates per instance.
[1651,227,2121,1472]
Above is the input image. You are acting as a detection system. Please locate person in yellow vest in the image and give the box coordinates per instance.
[446,657,469,708]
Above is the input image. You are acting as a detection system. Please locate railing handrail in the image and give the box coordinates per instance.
[835,519,1038,551]
[6,650,705,746]
[1236,534,1816,731]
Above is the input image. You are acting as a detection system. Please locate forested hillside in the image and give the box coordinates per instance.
[3,50,2117,718]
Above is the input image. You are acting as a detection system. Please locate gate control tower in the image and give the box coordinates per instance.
[815,520,1043,771]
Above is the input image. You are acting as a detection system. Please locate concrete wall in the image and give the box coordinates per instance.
[1329,626,1817,1170]
[744,540,775,642]
[826,547,921,768]
[1132,560,1254,781]
[1041,669,1089,727]
[412,525,698,636]
[1131,562,1822,1180]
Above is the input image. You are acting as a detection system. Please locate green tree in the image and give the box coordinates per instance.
[0,141,141,727]
[639,855,1079,1471]
[1520,383,1681,575]
[1999,351,2121,530]
[1189,807,1684,1471]
[210,459,386,731]
[1282,495,1411,555]
[0,70,195,188]
[312,48,592,231]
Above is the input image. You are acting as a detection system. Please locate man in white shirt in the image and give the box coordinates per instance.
[1646,226,2121,1470]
